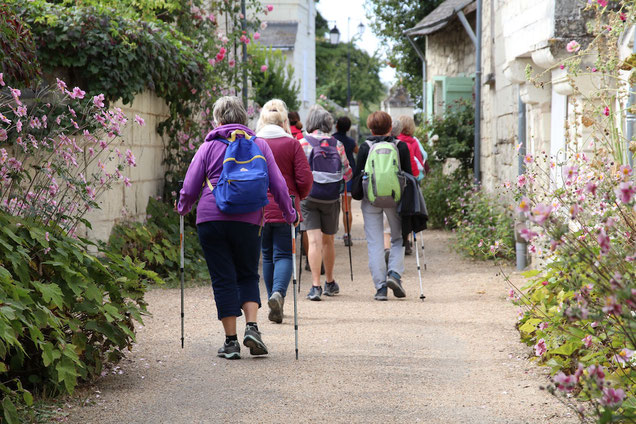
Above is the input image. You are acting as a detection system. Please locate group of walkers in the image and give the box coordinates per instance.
[177,96,428,360]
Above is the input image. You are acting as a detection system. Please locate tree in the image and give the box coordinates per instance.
[249,46,300,110]
[365,0,443,108]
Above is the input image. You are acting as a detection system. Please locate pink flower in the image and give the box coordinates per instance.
[588,364,605,383]
[517,196,531,213]
[598,228,611,254]
[93,94,105,108]
[135,115,145,126]
[530,203,553,225]
[597,0,608,7]
[535,338,547,356]
[566,40,581,53]
[615,181,636,203]
[125,149,137,167]
[604,106,610,116]
[569,203,581,218]
[261,22,268,30]
[563,165,579,182]
[585,181,597,196]
[253,32,260,40]
[553,372,577,392]
[69,87,86,99]
[0,73,4,87]
[0,129,6,142]
[266,4,273,11]
[523,154,533,164]
[520,228,538,242]
[123,177,132,187]
[260,65,268,72]
[582,335,593,348]
[614,348,633,365]
[229,59,236,67]
[56,78,67,92]
[602,295,622,315]
[539,322,549,330]
[517,174,527,187]
[10,87,21,104]
[601,387,625,408]
[620,12,627,21]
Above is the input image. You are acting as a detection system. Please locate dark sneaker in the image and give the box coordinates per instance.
[374,285,388,301]
[268,292,284,324]
[386,271,406,298]
[343,234,353,246]
[323,281,340,296]
[307,285,322,301]
[243,326,268,356]
[217,340,241,359]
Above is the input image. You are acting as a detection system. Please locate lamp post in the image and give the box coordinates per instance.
[329,19,365,111]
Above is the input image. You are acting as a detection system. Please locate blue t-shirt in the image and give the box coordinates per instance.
[333,131,356,173]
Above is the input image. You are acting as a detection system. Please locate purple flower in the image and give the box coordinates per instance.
[553,372,577,391]
[134,114,145,126]
[125,149,137,167]
[93,94,105,108]
[535,338,547,356]
[530,203,553,225]
[615,181,636,203]
[68,87,86,99]
[601,387,625,408]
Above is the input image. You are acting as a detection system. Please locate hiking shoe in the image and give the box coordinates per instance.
[217,340,241,359]
[343,234,353,246]
[268,292,284,324]
[374,285,388,301]
[307,285,322,301]
[243,326,268,356]
[323,280,340,296]
[386,271,406,298]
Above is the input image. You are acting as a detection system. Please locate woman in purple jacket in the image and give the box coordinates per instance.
[178,96,297,360]
[256,99,313,324]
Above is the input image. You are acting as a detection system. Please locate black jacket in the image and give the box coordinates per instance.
[351,136,413,200]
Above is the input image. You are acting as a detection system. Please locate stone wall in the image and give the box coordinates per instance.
[80,91,169,242]
[425,18,475,81]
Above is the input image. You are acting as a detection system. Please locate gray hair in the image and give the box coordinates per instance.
[305,104,333,133]
[390,118,402,137]
[213,96,248,126]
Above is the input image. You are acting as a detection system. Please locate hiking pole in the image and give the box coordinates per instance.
[297,231,303,293]
[343,182,353,281]
[290,195,299,360]
[413,231,426,301]
[178,180,185,348]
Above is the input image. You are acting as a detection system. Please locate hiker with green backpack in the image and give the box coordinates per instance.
[351,111,413,301]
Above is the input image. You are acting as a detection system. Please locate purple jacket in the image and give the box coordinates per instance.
[177,124,296,226]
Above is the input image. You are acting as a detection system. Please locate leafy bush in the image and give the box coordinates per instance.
[249,46,300,111]
[420,165,470,229]
[0,4,41,87]
[107,197,208,286]
[0,211,160,423]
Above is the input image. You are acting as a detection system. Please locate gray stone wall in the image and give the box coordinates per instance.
[426,18,475,81]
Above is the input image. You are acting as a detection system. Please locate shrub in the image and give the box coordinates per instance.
[0,211,160,423]
[107,197,208,285]
[420,165,470,229]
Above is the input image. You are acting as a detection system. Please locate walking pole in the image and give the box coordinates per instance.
[290,195,299,360]
[413,231,426,301]
[297,231,303,293]
[178,180,185,347]
[343,182,353,281]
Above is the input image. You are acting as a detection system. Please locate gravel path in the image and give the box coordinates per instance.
[67,203,576,423]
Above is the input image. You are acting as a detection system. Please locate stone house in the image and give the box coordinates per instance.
[256,0,317,120]
[406,0,627,193]
[381,85,415,121]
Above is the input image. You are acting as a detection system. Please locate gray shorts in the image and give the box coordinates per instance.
[300,199,340,235]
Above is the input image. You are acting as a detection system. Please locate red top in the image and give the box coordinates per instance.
[261,133,313,223]
[397,133,424,178]
[290,125,304,141]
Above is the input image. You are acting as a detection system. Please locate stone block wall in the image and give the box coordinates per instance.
[426,19,475,81]
[80,91,169,242]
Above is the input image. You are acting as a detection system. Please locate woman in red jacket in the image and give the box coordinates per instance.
[397,115,424,179]
[288,111,304,141]
[257,100,313,323]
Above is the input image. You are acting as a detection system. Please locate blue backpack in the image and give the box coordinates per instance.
[207,130,269,214]
[306,135,342,201]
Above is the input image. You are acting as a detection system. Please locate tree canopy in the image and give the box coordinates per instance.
[365,0,443,108]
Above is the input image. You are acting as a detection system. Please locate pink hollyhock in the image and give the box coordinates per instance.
[254,32,261,40]
[530,203,552,225]
[601,387,625,408]
[261,65,268,72]
[535,338,547,356]
[566,40,581,53]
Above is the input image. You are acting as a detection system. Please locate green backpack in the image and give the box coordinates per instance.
[362,139,406,208]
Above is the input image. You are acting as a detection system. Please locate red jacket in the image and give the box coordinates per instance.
[257,125,313,223]
[290,125,303,141]
[397,133,424,178]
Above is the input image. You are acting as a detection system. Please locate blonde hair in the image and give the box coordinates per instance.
[397,115,415,137]
[256,99,291,134]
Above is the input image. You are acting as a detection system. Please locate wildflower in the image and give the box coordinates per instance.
[517,174,527,187]
[596,0,608,7]
[68,87,86,99]
[523,154,533,164]
[0,129,6,142]
[585,181,597,196]
[620,12,627,21]
[477,239,483,247]
[123,177,132,187]
[539,322,549,330]
[266,4,273,11]
[517,196,531,213]
[602,295,622,315]
[45,232,50,242]
[16,105,27,117]
[519,228,538,242]
[563,165,579,183]
[566,40,581,53]
[604,106,610,116]
[10,87,21,104]
[134,115,145,126]
[0,73,4,86]
[56,78,67,92]
[569,203,581,219]
[601,387,625,409]
[229,59,236,67]
[93,94,105,108]
[86,185,96,199]
[261,65,268,72]
[253,32,260,40]
[260,22,268,30]
[614,348,633,365]
[125,149,137,167]
[553,372,577,392]
[534,338,547,356]
[0,113,9,125]
[530,203,552,225]
[615,181,636,203]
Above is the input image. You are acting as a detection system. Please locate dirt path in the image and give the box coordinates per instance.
[67,203,576,423]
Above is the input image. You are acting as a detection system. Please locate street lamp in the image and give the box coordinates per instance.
[329,19,365,111]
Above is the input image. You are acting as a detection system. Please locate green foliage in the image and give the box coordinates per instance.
[0,211,160,422]
[420,165,469,229]
[249,46,300,111]
[421,100,475,171]
[365,0,443,107]
[107,198,208,286]
[315,40,385,107]
[0,4,41,86]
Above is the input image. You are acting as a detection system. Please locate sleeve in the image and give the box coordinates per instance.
[177,144,207,215]
[263,141,296,224]
[398,142,413,176]
[337,140,353,182]
[293,141,313,200]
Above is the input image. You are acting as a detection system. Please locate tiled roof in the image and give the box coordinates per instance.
[405,0,475,36]
[257,21,298,50]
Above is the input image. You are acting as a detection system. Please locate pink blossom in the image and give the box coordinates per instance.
[0,129,6,142]
[123,177,132,187]
[523,154,533,164]
[614,348,633,365]
[530,203,553,225]
[597,0,608,7]
[68,87,86,99]
[582,335,593,348]
[517,174,527,187]
[516,196,531,213]
[93,94,105,108]
[56,78,67,92]
[135,115,145,126]
[539,322,549,330]
[44,231,50,242]
[585,181,597,196]
[553,372,577,392]
[253,32,261,40]
[261,22,268,30]
[602,295,622,315]
[597,228,611,254]
[535,339,547,356]
[125,149,137,167]
[620,12,627,21]
[266,4,273,11]
[16,105,27,117]
[563,165,579,182]
[229,59,236,67]
[603,106,610,116]
[566,40,581,53]
[601,387,625,408]
[0,73,4,87]
[10,87,21,104]
[260,65,268,72]
[520,228,538,242]
[619,165,633,179]
[569,203,581,219]
[615,181,636,203]
[0,113,9,125]
[588,365,605,385]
